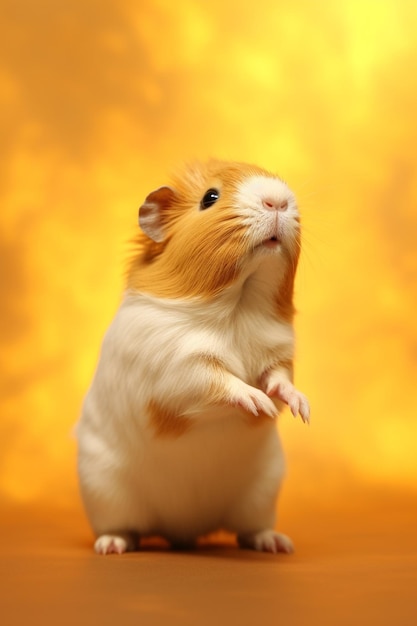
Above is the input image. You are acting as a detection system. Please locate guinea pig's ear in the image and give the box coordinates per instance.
[138,186,176,242]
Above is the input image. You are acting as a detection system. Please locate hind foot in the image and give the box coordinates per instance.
[238,529,294,554]
[94,532,138,555]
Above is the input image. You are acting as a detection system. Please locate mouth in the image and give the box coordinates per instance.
[261,235,281,249]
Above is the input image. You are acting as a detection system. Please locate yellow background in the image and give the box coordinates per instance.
[1,0,416,506]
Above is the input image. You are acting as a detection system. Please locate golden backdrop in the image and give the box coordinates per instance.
[1,0,416,506]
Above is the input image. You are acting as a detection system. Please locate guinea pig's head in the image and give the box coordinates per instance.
[131,159,301,300]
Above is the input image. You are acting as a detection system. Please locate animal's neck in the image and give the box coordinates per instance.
[214,254,296,323]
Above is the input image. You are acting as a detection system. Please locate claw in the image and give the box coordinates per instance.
[263,376,310,423]
[231,380,278,419]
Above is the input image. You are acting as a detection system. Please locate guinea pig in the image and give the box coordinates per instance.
[77,158,310,555]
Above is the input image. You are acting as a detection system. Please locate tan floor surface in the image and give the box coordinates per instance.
[1,489,416,626]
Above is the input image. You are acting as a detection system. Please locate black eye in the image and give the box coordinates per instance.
[200,188,220,210]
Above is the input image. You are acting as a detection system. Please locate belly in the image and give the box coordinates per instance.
[131,410,283,541]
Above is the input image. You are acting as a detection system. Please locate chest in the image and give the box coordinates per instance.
[216,307,294,383]
[122,288,294,384]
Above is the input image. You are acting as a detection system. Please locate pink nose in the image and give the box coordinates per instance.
[262,198,288,211]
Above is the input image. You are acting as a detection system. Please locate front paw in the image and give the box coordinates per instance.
[228,379,278,419]
[265,377,310,424]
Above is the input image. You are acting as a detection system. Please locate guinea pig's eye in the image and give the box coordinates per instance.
[200,188,220,210]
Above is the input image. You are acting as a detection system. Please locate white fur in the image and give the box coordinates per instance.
[77,173,308,554]
[234,175,299,247]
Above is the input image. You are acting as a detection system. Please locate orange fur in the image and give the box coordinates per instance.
[195,354,228,395]
[127,160,283,300]
[275,259,298,322]
[147,400,191,438]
